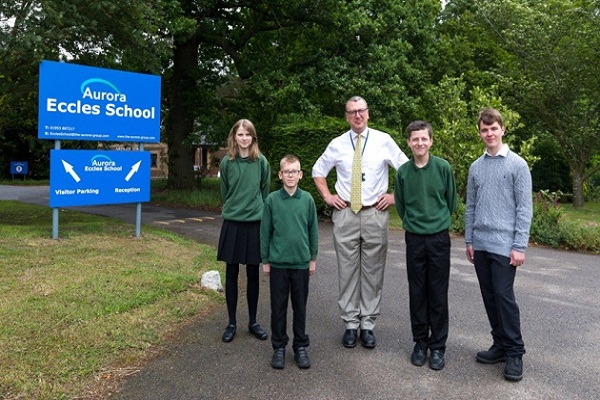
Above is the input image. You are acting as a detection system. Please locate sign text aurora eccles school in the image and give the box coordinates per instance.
[38,61,161,143]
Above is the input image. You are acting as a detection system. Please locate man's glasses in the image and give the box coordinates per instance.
[281,170,301,176]
[345,108,368,116]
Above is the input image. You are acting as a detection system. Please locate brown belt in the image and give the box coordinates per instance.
[345,202,374,211]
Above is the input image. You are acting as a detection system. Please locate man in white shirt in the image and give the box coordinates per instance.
[312,96,408,349]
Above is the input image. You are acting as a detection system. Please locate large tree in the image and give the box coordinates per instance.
[473,0,600,207]
[160,1,343,189]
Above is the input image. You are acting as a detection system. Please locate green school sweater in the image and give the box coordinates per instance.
[260,187,318,269]
[394,155,457,235]
[219,154,271,222]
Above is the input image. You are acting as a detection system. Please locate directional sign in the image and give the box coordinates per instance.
[10,161,28,175]
[38,60,161,143]
[50,150,150,207]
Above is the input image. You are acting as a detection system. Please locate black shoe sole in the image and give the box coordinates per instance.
[294,360,311,369]
[411,358,426,367]
[429,361,445,370]
[343,341,357,348]
[504,373,523,381]
[361,341,376,349]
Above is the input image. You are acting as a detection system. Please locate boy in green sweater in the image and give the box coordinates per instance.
[261,154,318,370]
[394,120,457,371]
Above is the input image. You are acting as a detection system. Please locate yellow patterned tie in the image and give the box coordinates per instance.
[351,133,362,213]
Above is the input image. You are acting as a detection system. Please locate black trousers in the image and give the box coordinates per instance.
[474,251,525,357]
[405,230,451,351]
[269,267,310,350]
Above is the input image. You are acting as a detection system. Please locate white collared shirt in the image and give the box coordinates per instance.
[312,128,408,206]
[485,143,509,157]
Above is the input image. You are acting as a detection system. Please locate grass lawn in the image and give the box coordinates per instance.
[150,178,222,210]
[0,201,223,399]
[560,201,600,224]
[0,179,49,186]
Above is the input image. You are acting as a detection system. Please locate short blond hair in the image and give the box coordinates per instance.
[279,154,301,170]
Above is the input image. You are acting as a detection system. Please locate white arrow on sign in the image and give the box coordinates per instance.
[61,160,81,183]
[125,160,142,182]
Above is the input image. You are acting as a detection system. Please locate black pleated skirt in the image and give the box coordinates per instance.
[217,220,262,265]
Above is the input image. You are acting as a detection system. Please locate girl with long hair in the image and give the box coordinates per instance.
[217,119,271,343]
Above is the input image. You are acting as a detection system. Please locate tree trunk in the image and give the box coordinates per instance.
[571,170,585,208]
[164,37,199,189]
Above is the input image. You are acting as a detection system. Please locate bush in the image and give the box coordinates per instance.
[530,190,600,253]
[558,220,600,253]
[451,199,466,234]
[530,190,563,247]
[586,185,600,202]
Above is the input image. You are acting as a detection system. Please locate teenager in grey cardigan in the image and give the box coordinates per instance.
[465,108,533,383]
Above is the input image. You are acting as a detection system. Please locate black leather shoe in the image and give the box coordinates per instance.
[294,347,311,369]
[342,329,358,348]
[271,348,285,369]
[476,345,506,364]
[248,323,268,340]
[411,343,427,367]
[429,349,445,370]
[360,329,376,349]
[222,324,236,343]
[504,356,523,381]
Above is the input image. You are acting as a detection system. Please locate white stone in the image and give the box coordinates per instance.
[201,270,223,292]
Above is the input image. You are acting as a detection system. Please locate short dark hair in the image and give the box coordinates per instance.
[406,120,432,140]
[477,108,504,129]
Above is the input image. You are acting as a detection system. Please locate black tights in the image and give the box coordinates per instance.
[225,263,260,326]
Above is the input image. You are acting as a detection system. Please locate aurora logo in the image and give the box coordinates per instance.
[90,154,116,167]
[85,154,123,172]
[81,78,127,102]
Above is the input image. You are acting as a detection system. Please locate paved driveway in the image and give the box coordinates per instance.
[2,185,599,399]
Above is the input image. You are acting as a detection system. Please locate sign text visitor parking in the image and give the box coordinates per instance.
[50,150,150,207]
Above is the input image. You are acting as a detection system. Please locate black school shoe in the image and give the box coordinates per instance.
[271,348,285,369]
[248,323,268,340]
[360,329,376,349]
[294,347,311,369]
[429,350,445,371]
[504,356,523,381]
[222,324,236,342]
[411,342,427,367]
[343,329,358,348]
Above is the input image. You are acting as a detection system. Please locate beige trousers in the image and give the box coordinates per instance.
[332,207,389,331]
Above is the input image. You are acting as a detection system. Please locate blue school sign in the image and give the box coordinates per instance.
[50,150,150,207]
[38,60,161,143]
